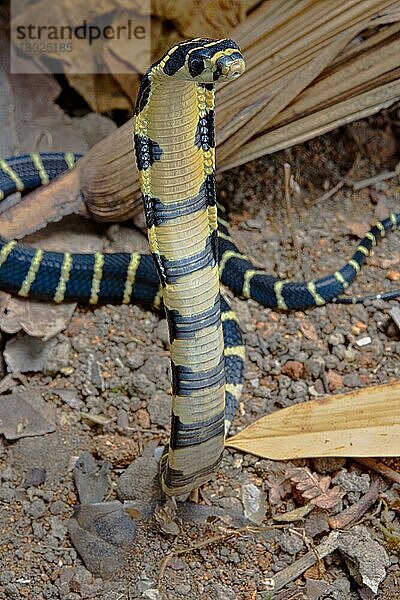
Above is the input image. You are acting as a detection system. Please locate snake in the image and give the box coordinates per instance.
[0,39,399,494]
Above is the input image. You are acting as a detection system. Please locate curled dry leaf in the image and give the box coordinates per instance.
[286,467,344,510]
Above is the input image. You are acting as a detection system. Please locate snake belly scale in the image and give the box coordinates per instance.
[133,39,245,494]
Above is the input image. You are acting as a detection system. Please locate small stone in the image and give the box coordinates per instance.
[338,525,390,594]
[328,333,345,346]
[0,486,14,503]
[342,372,361,388]
[206,583,236,600]
[281,360,305,380]
[117,456,159,501]
[92,433,139,467]
[326,369,343,391]
[28,498,47,518]
[154,319,170,346]
[128,373,156,401]
[22,467,46,488]
[5,583,20,599]
[1,467,15,481]
[332,470,370,503]
[117,408,130,429]
[279,532,305,555]
[135,408,151,429]
[0,571,14,585]
[50,500,69,515]
[147,390,170,426]
[126,353,145,370]
[356,336,372,347]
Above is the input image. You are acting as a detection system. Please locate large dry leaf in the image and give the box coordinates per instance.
[0,31,87,155]
[11,0,246,112]
[226,381,400,459]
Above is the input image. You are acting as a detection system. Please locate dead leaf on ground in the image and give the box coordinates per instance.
[0,30,87,156]
[286,466,344,509]
[226,381,400,460]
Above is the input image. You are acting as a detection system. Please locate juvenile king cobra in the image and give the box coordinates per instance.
[133,38,245,494]
[0,39,399,495]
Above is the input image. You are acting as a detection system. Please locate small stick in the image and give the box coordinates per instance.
[355,457,400,485]
[269,531,340,592]
[352,161,400,190]
[284,163,301,260]
[158,530,240,582]
[307,180,345,207]
[328,477,381,529]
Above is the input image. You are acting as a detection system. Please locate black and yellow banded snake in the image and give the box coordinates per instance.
[0,38,399,495]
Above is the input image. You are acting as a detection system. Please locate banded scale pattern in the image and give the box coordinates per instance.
[133,39,245,495]
[216,206,400,307]
[0,152,78,199]
[1,153,399,309]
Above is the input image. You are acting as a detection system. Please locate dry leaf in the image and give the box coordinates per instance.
[151,0,245,38]
[226,381,400,460]
[0,31,87,155]
[286,467,344,509]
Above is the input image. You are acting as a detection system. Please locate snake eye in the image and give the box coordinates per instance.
[188,56,205,77]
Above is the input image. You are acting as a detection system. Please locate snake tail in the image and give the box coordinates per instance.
[133,39,245,495]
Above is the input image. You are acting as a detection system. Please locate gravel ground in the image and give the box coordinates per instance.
[0,115,399,600]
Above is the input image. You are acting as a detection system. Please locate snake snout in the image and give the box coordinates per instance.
[216,55,245,81]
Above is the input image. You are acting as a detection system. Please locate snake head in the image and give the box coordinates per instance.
[153,38,245,84]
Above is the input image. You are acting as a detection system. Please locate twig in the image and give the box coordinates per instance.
[307,180,345,207]
[158,530,240,582]
[268,531,340,592]
[283,163,300,260]
[328,477,381,529]
[355,457,400,485]
[352,161,400,190]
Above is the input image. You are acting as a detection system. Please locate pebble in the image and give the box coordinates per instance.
[279,532,305,555]
[0,484,15,502]
[21,467,46,488]
[4,583,20,599]
[27,498,47,518]
[147,389,171,426]
[50,499,69,515]
[116,456,159,501]
[127,373,156,401]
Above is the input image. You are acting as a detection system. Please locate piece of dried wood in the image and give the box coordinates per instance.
[328,477,381,529]
[355,458,400,485]
[270,531,340,592]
